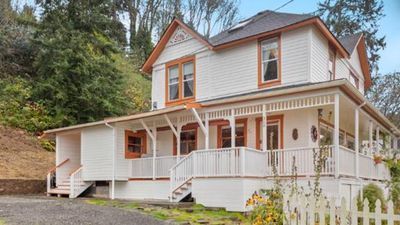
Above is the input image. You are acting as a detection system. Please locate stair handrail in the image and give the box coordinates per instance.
[47,158,70,193]
[47,158,70,173]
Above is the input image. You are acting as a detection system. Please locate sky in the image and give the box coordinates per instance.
[236,0,400,75]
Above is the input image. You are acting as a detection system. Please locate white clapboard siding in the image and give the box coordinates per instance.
[310,26,329,83]
[81,125,113,180]
[284,195,400,224]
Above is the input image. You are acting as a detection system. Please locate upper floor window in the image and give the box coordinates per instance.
[166,56,195,106]
[328,49,335,80]
[258,37,281,88]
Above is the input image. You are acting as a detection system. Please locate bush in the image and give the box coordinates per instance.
[357,183,386,211]
[0,77,58,134]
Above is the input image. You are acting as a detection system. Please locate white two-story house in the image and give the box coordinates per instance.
[44,10,399,212]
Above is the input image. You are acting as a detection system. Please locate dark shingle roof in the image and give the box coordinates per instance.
[209,10,315,46]
[338,33,363,54]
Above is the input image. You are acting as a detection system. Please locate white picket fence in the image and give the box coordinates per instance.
[284,195,400,225]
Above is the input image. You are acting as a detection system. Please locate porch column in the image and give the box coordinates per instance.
[205,113,209,149]
[140,119,157,180]
[355,108,359,179]
[369,121,373,155]
[230,109,236,148]
[334,93,340,178]
[262,104,267,151]
[177,125,182,160]
[376,126,380,152]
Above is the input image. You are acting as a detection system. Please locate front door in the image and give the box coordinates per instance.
[256,115,283,150]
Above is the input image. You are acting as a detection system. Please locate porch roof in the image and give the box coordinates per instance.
[44,79,400,137]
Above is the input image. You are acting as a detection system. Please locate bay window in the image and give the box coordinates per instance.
[166,56,195,106]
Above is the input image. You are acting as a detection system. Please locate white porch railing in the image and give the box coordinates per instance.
[69,167,92,198]
[129,155,183,179]
[130,146,390,193]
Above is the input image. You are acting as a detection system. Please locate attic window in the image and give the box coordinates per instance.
[228,19,252,32]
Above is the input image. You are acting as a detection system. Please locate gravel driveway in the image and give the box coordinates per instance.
[0,196,168,225]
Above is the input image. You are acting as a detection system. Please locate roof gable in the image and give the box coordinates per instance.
[141,19,212,74]
[339,33,371,89]
[142,10,352,74]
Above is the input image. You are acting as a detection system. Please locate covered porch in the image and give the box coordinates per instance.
[117,90,396,185]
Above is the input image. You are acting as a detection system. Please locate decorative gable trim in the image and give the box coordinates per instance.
[141,19,212,74]
[167,26,192,46]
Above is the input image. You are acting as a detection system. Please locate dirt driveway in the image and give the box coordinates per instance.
[0,196,169,225]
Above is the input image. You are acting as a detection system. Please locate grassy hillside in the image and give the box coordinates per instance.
[0,126,54,179]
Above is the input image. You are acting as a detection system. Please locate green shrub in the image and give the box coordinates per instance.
[39,139,55,152]
[357,183,386,211]
[0,77,58,134]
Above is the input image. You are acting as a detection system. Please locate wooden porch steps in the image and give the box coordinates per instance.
[171,180,192,202]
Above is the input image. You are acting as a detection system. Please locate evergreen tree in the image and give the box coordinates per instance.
[317,0,385,74]
[33,0,130,126]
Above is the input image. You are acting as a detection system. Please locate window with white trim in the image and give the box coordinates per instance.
[261,38,279,83]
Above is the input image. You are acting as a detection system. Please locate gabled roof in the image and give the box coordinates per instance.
[338,33,363,54]
[338,33,372,89]
[141,10,350,74]
[209,10,314,46]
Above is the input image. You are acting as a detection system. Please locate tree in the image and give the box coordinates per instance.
[33,0,131,126]
[0,0,36,77]
[317,0,386,74]
[185,0,239,38]
[367,72,400,127]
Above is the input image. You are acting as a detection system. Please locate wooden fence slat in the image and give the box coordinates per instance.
[363,199,369,225]
[388,200,394,225]
[309,196,316,224]
[329,197,336,225]
[340,198,347,225]
[375,199,382,225]
[299,195,306,225]
[318,197,326,225]
[350,197,358,225]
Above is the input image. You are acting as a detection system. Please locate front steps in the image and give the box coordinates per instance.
[171,180,192,202]
[47,179,91,198]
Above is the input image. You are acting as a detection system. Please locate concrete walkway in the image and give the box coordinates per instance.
[0,196,168,225]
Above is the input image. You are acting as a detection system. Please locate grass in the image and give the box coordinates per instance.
[85,199,249,224]
[0,218,6,225]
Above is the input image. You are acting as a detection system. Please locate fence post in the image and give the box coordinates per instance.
[309,196,316,224]
[340,198,347,225]
[300,195,306,225]
[318,197,326,225]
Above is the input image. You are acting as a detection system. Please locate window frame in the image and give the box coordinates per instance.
[165,56,196,106]
[258,35,282,89]
[125,130,147,159]
[349,71,359,89]
[217,119,248,148]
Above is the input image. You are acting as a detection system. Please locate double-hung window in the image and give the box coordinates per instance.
[259,37,280,87]
[166,56,195,106]
[328,49,335,80]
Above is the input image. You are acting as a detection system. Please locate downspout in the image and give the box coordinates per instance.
[105,122,116,200]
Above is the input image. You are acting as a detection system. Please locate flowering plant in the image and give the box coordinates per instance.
[373,153,384,164]
[246,190,284,225]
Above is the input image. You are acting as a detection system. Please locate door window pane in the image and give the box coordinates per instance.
[180,129,196,154]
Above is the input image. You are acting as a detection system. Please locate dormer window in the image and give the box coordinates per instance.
[165,56,195,106]
[258,36,281,88]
